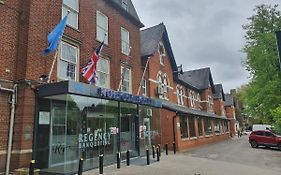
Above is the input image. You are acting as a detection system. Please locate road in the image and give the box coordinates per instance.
[84,136,281,175]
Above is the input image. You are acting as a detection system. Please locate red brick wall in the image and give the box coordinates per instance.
[225,106,236,135]
[0,0,142,173]
[214,98,225,116]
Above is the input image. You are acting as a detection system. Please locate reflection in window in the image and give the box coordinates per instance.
[96,58,109,88]
[62,0,79,29]
[204,118,212,135]
[96,11,108,44]
[58,42,78,81]
[189,117,196,137]
[121,66,131,93]
[180,117,188,139]
[197,118,203,136]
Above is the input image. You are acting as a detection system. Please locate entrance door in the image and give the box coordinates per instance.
[120,114,137,155]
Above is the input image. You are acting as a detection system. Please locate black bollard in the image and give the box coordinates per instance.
[99,154,103,174]
[152,145,155,158]
[158,144,161,157]
[165,143,168,155]
[29,160,35,175]
[146,149,150,165]
[116,152,121,169]
[156,147,160,161]
[126,150,130,166]
[78,158,84,175]
[173,142,176,154]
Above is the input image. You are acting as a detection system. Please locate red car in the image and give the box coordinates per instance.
[249,130,281,150]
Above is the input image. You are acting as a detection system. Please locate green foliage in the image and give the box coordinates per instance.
[241,4,281,130]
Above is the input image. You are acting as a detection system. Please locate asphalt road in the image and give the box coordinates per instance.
[84,136,281,175]
[185,135,281,172]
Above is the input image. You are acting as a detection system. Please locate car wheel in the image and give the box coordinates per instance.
[251,141,258,148]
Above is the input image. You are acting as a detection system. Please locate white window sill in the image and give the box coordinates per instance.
[181,138,189,141]
[215,133,221,136]
[190,137,197,141]
[199,136,204,139]
[205,134,213,138]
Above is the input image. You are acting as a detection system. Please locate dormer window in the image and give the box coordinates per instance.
[159,42,165,65]
[122,0,128,11]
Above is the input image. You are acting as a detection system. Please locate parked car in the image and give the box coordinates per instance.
[252,124,272,131]
[248,130,281,150]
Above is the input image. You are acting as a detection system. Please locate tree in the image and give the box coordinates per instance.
[242,4,281,131]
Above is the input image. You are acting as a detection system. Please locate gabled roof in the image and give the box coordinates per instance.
[213,84,225,101]
[224,94,234,107]
[178,67,216,93]
[140,23,177,72]
[107,0,144,27]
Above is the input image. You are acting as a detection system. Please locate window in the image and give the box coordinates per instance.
[224,121,229,132]
[163,76,168,99]
[197,118,203,136]
[214,120,221,134]
[121,28,130,55]
[157,75,164,98]
[62,0,79,29]
[121,0,128,11]
[96,58,109,88]
[180,117,188,139]
[177,86,184,105]
[189,90,196,108]
[121,66,131,93]
[208,95,214,112]
[58,42,78,81]
[204,119,212,135]
[141,79,147,96]
[96,11,108,44]
[188,117,196,137]
[265,132,274,137]
[159,42,165,65]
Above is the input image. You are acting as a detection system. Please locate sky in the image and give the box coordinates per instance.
[131,0,280,93]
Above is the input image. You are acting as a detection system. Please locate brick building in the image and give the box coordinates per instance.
[0,0,234,174]
[140,23,229,151]
[0,0,162,174]
[224,94,237,136]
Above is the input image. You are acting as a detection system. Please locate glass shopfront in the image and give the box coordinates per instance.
[35,87,161,174]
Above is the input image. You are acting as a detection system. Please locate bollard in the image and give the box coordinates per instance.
[158,144,161,157]
[29,160,35,175]
[99,154,104,174]
[146,149,150,165]
[78,158,84,175]
[173,142,176,154]
[116,152,121,169]
[126,150,130,166]
[152,145,155,158]
[165,143,168,155]
[156,147,160,161]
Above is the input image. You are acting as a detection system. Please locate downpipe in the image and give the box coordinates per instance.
[0,84,18,175]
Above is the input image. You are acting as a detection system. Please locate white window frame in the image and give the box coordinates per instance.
[62,0,79,29]
[121,65,132,93]
[58,41,79,81]
[96,57,110,88]
[208,95,214,112]
[121,27,130,55]
[142,79,147,96]
[177,85,184,106]
[96,11,108,45]
[159,42,165,65]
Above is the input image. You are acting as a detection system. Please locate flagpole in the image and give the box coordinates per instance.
[137,56,150,96]
[47,47,59,83]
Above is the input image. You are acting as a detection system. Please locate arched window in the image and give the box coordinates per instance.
[163,75,168,99]
[177,85,184,105]
[159,42,165,65]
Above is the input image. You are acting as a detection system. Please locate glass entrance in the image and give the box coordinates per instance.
[120,102,138,157]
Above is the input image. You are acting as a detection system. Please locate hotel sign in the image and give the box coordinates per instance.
[98,88,161,107]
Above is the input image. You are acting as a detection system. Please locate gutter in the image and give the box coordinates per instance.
[0,83,17,175]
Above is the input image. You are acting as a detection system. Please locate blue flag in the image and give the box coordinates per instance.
[44,15,67,55]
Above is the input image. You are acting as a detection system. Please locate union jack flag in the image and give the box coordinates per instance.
[81,42,104,83]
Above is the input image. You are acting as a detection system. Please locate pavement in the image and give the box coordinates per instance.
[83,136,281,175]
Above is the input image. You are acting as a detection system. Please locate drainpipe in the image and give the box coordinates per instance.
[1,84,18,175]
